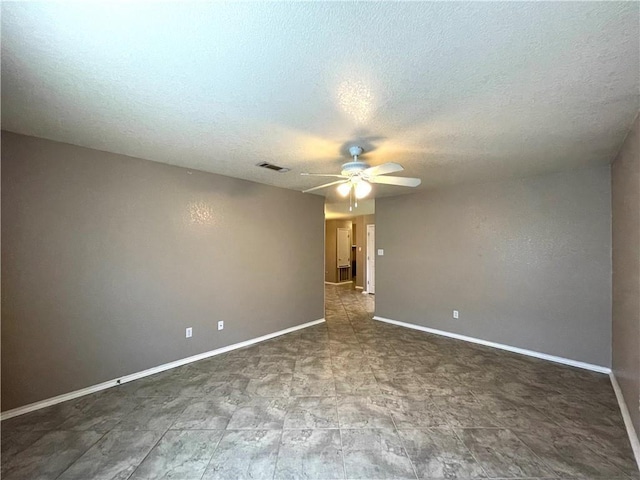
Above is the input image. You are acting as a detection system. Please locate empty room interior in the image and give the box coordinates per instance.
[1,2,639,480]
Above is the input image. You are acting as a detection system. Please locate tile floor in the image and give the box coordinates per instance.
[1,284,638,479]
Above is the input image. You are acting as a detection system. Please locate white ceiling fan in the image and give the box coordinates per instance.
[301,146,421,210]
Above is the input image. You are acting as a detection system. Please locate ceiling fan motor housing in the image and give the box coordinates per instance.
[341,161,369,177]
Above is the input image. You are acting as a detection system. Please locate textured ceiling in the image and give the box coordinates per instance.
[2,2,639,203]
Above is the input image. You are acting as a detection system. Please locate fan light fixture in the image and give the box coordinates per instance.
[337,180,372,199]
[337,182,351,197]
[300,144,421,212]
[354,180,372,199]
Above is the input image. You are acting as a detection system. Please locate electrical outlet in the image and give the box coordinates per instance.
[186,327,193,338]
[218,321,224,331]
[453,310,459,319]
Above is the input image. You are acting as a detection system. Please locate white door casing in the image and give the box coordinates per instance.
[366,224,375,294]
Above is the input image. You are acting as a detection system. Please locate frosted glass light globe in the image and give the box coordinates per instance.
[355,180,372,199]
[337,182,351,197]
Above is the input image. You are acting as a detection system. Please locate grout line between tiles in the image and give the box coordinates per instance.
[53,430,108,480]
[387,405,420,480]
[196,428,225,480]
[450,426,492,479]
[123,429,167,480]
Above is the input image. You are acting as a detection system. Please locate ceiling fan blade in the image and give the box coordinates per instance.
[369,176,421,187]
[302,179,349,193]
[301,173,348,178]
[362,162,404,177]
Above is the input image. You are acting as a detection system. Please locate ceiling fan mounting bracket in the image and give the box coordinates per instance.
[348,145,363,158]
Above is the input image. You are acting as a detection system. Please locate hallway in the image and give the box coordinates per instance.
[1,285,637,479]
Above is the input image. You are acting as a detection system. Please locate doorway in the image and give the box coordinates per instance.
[336,227,352,283]
[323,203,375,316]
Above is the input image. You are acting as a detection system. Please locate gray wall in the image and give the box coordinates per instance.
[1,132,325,411]
[376,166,612,367]
[612,113,640,435]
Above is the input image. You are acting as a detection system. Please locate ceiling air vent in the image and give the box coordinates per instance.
[256,162,290,173]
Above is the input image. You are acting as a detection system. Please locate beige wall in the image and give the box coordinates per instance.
[324,219,352,283]
[1,132,325,411]
[612,113,640,435]
[376,166,612,367]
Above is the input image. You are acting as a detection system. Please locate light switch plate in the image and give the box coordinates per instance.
[377,249,384,256]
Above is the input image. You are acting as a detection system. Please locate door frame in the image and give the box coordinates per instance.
[366,224,375,294]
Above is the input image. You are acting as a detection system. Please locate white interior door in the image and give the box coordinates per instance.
[366,224,375,294]
[337,228,351,268]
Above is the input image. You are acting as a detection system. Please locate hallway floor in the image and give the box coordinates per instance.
[1,284,638,479]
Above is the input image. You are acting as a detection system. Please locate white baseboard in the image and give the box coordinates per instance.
[324,281,353,285]
[1,318,326,421]
[610,373,640,468]
[355,286,364,290]
[372,315,610,374]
